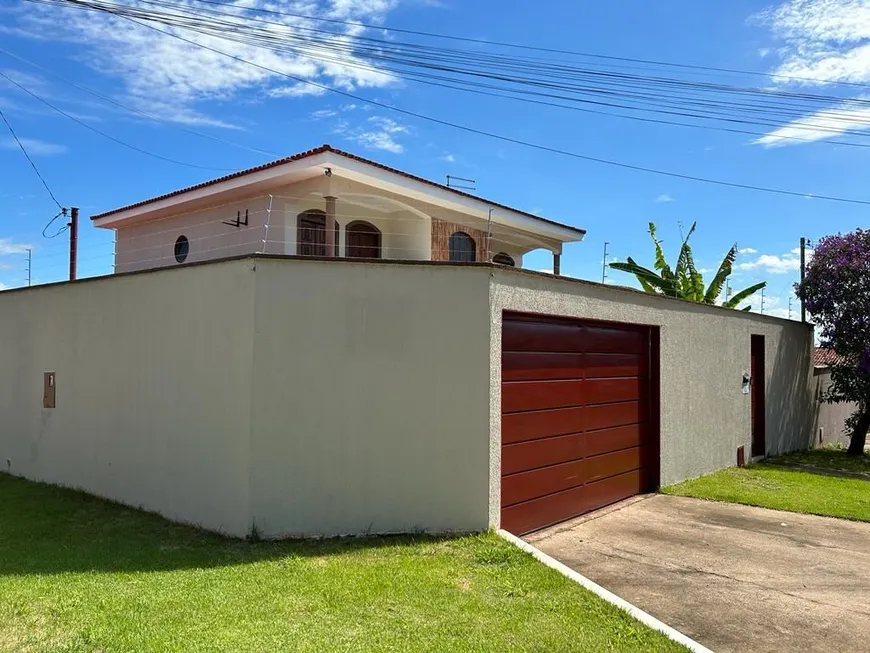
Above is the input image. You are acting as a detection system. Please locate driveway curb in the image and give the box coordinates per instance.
[497,529,713,653]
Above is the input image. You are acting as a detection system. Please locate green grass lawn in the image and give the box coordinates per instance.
[768,447,870,475]
[0,474,684,653]
[663,464,870,522]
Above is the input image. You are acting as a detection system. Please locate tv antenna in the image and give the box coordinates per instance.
[446,175,476,191]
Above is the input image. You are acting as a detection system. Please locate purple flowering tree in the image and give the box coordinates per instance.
[797,229,870,455]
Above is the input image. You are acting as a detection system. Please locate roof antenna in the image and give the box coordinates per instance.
[446,175,476,191]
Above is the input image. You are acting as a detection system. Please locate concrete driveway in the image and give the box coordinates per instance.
[526,495,870,653]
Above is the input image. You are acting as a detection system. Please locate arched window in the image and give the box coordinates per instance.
[346,221,382,259]
[297,209,326,256]
[448,231,476,262]
[492,252,515,267]
[174,235,189,263]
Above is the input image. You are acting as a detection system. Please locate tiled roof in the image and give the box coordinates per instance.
[814,347,843,367]
[92,144,586,236]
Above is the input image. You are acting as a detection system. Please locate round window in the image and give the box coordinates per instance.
[174,235,189,263]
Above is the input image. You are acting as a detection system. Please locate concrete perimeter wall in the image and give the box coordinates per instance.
[248,259,492,537]
[488,269,816,524]
[0,258,494,538]
[0,261,256,536]
[0,258,816,538]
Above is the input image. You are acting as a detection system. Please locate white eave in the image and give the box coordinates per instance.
[92,149,586,245]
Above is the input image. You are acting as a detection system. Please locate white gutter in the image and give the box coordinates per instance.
[497,529,713,653]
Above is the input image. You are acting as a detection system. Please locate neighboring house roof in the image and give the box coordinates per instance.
[814,347,843,368]
[91,144,585,240]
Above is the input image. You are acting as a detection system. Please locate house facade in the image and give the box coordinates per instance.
[92,145,585,274]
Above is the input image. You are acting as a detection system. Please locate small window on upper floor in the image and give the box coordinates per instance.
[448,231,476,262]
[174,235,189,263]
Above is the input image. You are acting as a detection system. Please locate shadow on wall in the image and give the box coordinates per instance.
[765,327,816,455]
[0,474,465,577]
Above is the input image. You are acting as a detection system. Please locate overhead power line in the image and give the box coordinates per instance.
[0,69,234,171]
[32,0,870,148]
[0,106,63,209]
[0,46,279,158]
[183,0,870,91]
[41,0,870,206]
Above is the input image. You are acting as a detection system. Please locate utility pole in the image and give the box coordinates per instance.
[799,237,806,323]
[725,278,732,302]
[69,206,79,281]
[26,247,32,286]
[760,286,765,315]
[601,241,610,283]
[788,296,793,320]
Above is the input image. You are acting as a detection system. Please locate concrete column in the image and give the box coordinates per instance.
[325,196,336,257]
[553,252,561,276]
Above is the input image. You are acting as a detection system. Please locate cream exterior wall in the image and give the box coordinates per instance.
[112,176,538,273]
[813,369,856,448]
[0,261,256,536]
[0,258,815,538]
[487,270,816,525]
[114,196,277,274]
[247,259,492,537]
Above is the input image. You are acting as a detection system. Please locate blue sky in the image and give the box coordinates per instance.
[1,0,868,318]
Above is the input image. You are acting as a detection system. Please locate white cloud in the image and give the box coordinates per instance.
[0,239,32,255]
[311,109,338,119]
[10,1,401,127]
[738,247,758,254]
[759,47,772,58]
[0,137,67,156]
[343,115,411,153]
[753,1,870,146]
[738,251,802,273]
[367,116,409,134]
[350,130,404,153]
[754,100,870,146]
[654,193,674,203]
[440,153,456,163]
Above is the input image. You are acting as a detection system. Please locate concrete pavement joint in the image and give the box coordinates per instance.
[498,529,714,653]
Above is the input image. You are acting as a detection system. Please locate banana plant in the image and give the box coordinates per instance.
[609,222,765,310]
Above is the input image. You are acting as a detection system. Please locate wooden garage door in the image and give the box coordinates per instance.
[501,313,659,535]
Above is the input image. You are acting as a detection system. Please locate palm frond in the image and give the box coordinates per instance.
[722,282,766,309]
[704,245,737,304]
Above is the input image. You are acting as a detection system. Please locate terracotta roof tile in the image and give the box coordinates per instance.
[814,347,843,367]
[92,144,585,236]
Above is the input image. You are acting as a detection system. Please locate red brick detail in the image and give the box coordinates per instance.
[430,218,488,262]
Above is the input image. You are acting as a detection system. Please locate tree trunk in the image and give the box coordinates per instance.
[847,409,869,456]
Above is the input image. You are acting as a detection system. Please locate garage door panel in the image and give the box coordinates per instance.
[585,470,647,508]
[502,432,585,476]
[502,407,585,444]
[500,313,658,536]
[502,320,583,353]
[500,485,599,536]
[501,459,585,507]
[584,377,641,405]
[582,326,647,354]
[502,380,583,413]
[585,401,642,431]
[584,353,647,379]
[585,447,643,484]
[585,424,643,457]
[502,352,585,381]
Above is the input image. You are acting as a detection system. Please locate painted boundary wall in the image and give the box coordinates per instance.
[0,257,816,537]
[487,269,816,524]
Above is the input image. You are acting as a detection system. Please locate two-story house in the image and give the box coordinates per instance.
[92,145,585,273]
